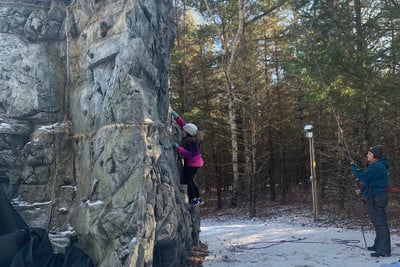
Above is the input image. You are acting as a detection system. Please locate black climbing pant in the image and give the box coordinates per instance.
[367,191,391,255]
[182,166,200,200]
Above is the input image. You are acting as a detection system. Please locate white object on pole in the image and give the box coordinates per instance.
[304,125,313,131]
[304,124,318,222]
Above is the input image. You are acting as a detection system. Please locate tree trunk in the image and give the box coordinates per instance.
[204,0,244,206]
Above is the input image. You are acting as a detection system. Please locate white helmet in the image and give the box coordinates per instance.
[183,123,198,136]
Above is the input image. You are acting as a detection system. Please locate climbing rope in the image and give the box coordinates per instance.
[331,238,363,248]
[388,186,400,193]
[328,100,353,161]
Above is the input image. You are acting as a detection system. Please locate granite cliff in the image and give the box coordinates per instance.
[0,1,198,266]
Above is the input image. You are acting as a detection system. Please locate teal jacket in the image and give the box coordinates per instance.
[351,158,389,199]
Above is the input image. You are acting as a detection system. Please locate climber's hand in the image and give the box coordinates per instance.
[171,110,179,119]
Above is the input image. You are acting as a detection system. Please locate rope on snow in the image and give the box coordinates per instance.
[229,237,364,251]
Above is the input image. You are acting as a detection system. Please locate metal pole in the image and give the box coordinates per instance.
[308,136,315,221]
[310,136,318,222]
[305,125,318,222]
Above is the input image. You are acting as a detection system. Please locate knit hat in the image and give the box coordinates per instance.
[369,145,383,159]
[183,123,198,136]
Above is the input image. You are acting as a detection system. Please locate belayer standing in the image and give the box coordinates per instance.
[351,145,391,257]
[171,110,204,207]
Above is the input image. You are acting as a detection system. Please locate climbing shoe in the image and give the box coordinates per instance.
[189,198,204,207]
[189,199,199,207]
[197,198,204,206]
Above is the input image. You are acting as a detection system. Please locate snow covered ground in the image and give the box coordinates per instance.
[200,207,400,267]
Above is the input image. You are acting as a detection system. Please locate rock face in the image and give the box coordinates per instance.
[0,1,198,266]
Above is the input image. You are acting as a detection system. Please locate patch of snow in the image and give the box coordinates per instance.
[59,207,68,213]
[130,237,137,246]
[0,122,11,129]
[11,196,52,208]
[201,212,400,267]
[86,200,104,207]
[61,185,77,191]
[37,121,71,132]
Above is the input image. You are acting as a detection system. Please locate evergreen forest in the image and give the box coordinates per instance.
[169,0,400,218]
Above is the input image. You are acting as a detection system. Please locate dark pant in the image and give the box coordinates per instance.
[368,191,391,255]
[182,166,200,200]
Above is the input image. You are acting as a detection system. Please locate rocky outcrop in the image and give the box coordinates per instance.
[0,1,198,266]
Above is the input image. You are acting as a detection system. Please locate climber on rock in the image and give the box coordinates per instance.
[171,110,205,207]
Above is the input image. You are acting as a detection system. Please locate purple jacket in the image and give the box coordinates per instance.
[175,116,204,167]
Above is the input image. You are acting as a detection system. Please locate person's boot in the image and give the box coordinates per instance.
[197,198,204,205]
[189,198,199,207]
[371,252,391,257]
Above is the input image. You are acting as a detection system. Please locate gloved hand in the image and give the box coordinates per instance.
[171,110,179,119]
[172,143,179,149]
